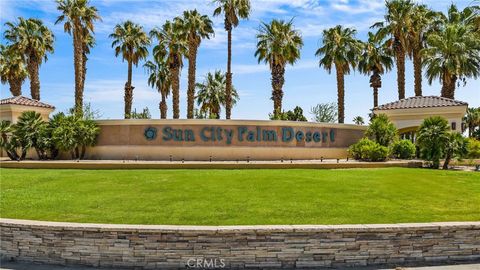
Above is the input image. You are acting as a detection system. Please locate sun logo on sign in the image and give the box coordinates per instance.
[144,127,157,141]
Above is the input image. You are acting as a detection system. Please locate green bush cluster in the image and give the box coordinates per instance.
[0,111,99,160]
[415,116,471,169]
[350,114,397,162]
[349,138,389,162]
[365,114,398,147]
[466,138,480,159]
[269,106,307,121]
[390,140,416,159]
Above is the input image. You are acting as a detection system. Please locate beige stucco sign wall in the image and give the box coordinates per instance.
[87,120,366,161]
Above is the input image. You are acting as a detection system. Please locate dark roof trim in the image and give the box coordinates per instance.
[375,96,467,110]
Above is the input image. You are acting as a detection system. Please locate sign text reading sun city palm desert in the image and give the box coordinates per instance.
[144,126,336,145]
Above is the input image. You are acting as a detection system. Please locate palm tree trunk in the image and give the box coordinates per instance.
[171,60,180,119]
[271,63,285,117]
[447,75,457,99]
[124,60,133,119]
[413,46,422,97]
[74,147,80,159]
[187,42,198,119]
[35,148,42,160]
[212,105,221,119]
[6,149,18,161]
[27,55,40,100]
[73,24,84,116]
[443,151,452,169]
[160,92,167,119]
[373,86,379,108]
[225,24,233,120]
[370,72,381,108]
[81,50,87,95]
[8,79,22,96]
[335,64,345,124]
[441,74,457,99]
[394,42,406,100]
[20,148,27,160]
[441,73,448,98]
[80,145,86,159]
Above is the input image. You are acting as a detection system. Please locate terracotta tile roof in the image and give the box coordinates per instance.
[375,96,467,110]
[0,96,55,109]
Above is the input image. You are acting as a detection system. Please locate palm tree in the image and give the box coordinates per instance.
[316,25,361,123]
[13,111,49,160]
[353,116,365,125]
[176,10,214,119]
[56,0,100,116]
[358,32,393,108]
[443,132,467,169]
[408,4,439,97]
[372,0,414,100]
[416,116,450,169]
[213,0,250,119]
[196,70,239,119]
[422,23,480,99]
[443,4,480,29]
[255,19,303,118]
[0,120,20,160]
[464,107,480,138]
[4,18,54,100]
[81,30,95,94]
[109,21,150,119]
[421,4,480,99]
[0,44,28,96]
[144,45,171,119]
[150,21,187,119]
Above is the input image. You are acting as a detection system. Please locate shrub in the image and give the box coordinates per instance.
[466,138,480,159]
[0,120,20,160]
[349,138,389,162]
[52,114,100,159]
[270,106,307,121]
[366,114,398,146]
[10,111,56,160]
[1,111,100,161]
[443,132,467,169]
[391,140,416,159]
[129,107,151,119]
[349,138,370,160]
[310,103,337,123]
[416,116,450,168]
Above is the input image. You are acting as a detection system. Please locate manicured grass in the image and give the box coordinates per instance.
[0,168,479,225]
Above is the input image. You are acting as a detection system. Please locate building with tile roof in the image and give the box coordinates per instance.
[0,96,55,123]
[373,96,468,138]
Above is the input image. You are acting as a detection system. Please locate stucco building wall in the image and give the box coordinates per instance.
[0,104,53,123]
[373,103,467,133]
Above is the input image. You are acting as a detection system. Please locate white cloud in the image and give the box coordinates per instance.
[331,0,383,14]
[82,78,157,103]
[227,59,317,75]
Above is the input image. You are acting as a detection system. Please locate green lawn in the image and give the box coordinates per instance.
[0,168,479,225]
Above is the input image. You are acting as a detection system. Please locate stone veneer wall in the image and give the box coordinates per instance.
[1,219,479,269]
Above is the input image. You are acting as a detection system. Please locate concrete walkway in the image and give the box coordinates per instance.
[1,261,479,270]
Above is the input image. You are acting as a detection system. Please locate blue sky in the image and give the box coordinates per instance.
[1,0,479,122]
